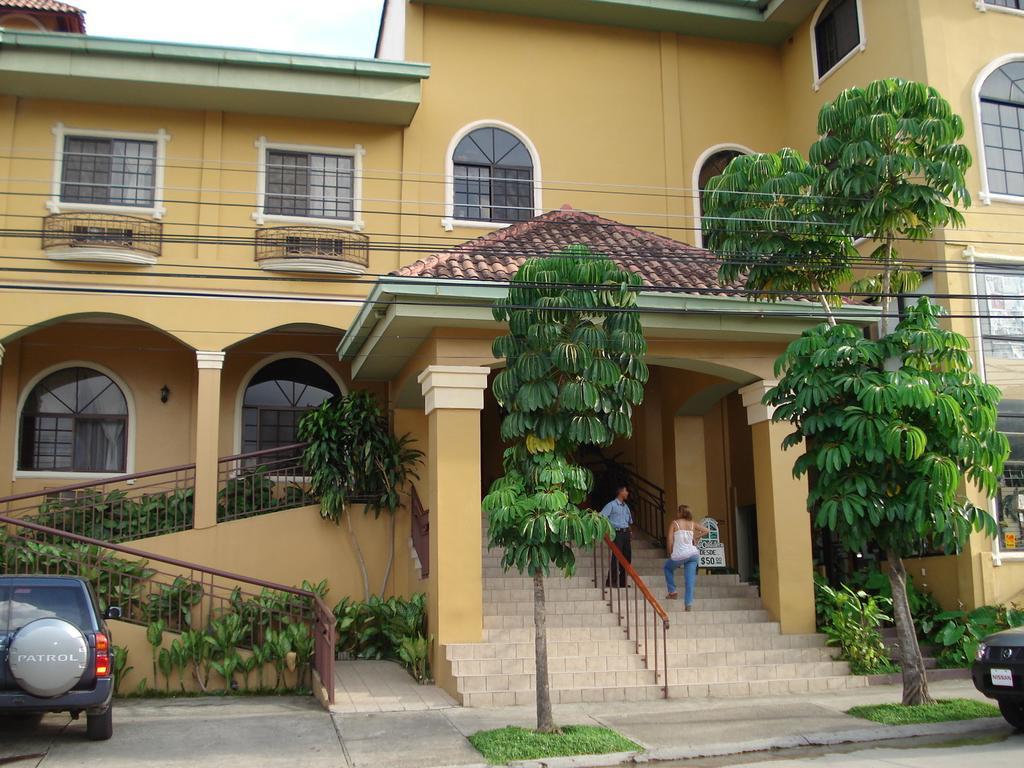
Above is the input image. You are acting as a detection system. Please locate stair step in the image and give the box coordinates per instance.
[450,653,648,677]
[665,647,839,667]
[483,597,764,616]
[447,638,639,662]
[458,675,868,707]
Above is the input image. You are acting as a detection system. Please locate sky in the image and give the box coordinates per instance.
[73,0,386,58]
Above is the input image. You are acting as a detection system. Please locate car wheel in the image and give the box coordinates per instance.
[85,706,113,741]
[998,699,1024,731]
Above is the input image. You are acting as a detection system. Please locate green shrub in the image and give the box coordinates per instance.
[816,581,897,675]
[332,593,429,680]
[930,604,1024,668]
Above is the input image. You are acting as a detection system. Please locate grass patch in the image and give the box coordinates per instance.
[847,698,1001,725]
[469,725,640,764]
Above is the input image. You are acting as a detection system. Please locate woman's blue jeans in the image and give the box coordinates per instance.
[664,556,699,606]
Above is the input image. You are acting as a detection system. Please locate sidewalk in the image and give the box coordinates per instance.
[331,678,1016,768]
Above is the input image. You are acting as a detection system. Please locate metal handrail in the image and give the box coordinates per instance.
[593,533,670,698]
[0,512,335,705]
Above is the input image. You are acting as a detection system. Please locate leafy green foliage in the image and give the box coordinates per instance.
[815,580,897,675]
[930,604,1024,668]
[811,78,971,300]
[703,149,855,312]
[767,298,1007,557]
[143,577,204,631]
[331,593,429,679]
[704,79,971,318]
[485,249,648,579]
[111,645,132,696]
[299,390,423,522]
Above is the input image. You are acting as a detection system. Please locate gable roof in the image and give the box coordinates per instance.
[393,205,740,297]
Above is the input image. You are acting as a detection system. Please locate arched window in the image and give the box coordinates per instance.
[813,0,862,80]
[696,148,746,245]
[19,367,128,473]
[980,61,1024,198]
[452,126,535,223]
[242,358,340,453]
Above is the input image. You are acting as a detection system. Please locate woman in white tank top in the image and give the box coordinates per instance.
[663,505,709,610]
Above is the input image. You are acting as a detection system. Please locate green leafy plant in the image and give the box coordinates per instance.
[398,634,432,683]
[146,620,165,688]
[263,627,293,690]
[931,604,1024,668]
[238,650,260,691]
[180,629,212,692]
[143,577,204,631]
[111,645,132,695]
[816,582,897,675]
[205,613,248,690]
[299,391,423,600]
[168,638,187,692]
[484,248,648,732]
[157,648,173,693]
[767,298,1007,704]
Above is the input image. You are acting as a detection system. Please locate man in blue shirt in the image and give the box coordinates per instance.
[600,484,632,588]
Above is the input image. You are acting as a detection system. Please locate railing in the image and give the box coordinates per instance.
[409,484,429,578]
[42,212,163,258]
[593,534,669,698]
[1,463,197,543]
[216,443,316,523]
[0,444,319,544]
[255,226,370,269]
[586,457,667,544]
[0,513,335,704]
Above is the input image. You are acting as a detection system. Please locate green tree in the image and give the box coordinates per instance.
[483,247,648,732]
[766,298,1007,705]
[704,148,855,324]
[703,78,989,707]
[810,78,971,333]
[299,391,423,600]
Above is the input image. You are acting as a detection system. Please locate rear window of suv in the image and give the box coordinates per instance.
[0,585,90,632]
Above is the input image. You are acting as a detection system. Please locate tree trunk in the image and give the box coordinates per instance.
[346,508,371,601]
[886,551,933,706]
[378,511,396,597]
[533,573,556,733]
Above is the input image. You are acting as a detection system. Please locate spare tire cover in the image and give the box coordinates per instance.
[9,618,89,697]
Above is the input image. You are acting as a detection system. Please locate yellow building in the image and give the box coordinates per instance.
[1,0,1023,703]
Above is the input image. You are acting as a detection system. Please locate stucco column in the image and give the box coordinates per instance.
[740,381,816,635]
[418,365,488,662]
[193,351,225,530]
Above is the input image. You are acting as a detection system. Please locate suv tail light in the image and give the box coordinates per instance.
[94,633,110,678]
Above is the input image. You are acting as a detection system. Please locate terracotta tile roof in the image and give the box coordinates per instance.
[394,205,741,296]
[0,0,82,12]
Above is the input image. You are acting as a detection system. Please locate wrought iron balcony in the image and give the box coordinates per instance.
[255,226,369,275]
[42,212,162,265]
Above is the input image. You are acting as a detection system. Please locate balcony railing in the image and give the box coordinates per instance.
[1,444,318,544]
[255,226,369,274]
[42,212,162,263]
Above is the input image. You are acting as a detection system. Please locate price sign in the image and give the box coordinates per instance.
[699,517,726,569]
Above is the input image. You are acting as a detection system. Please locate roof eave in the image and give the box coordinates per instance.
[0,28,430,124]
[338,276,880,380]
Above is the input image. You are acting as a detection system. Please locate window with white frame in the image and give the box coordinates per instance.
[977,264,1024,553]
[48,125,168,217]
[59,136,156,208]
[254,138,363,227]
[697,149,746,243]
[813,0,862,81]
[453,127,534,223]
[980,62,1024,198]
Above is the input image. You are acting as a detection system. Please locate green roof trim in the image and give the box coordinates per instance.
[337,276,880,381]
[414,0,821,45]
[0,29,429,124]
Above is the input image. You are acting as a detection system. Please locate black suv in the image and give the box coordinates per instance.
[972,626,1024,730]
[1,575,120,740]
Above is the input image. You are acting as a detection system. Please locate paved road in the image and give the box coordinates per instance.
[0,697,347,768]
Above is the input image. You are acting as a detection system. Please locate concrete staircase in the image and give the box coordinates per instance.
[445,531,867,707]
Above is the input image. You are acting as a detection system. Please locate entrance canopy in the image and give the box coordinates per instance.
[337,206,878,387]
